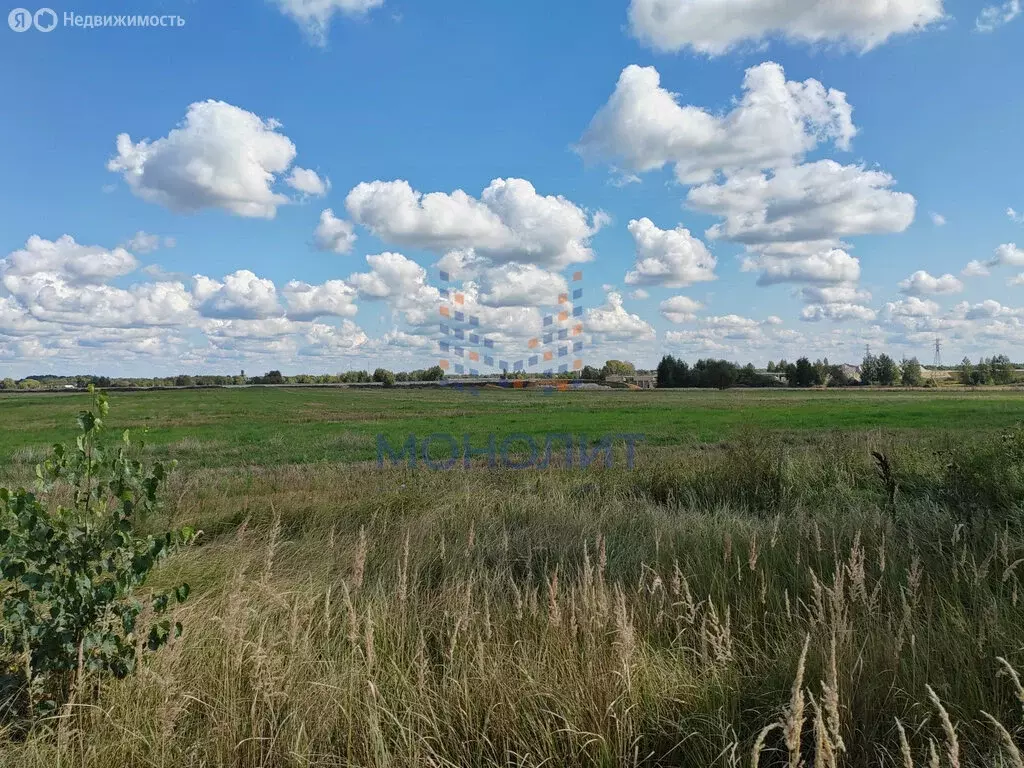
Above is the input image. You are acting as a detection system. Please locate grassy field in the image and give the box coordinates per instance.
[3,386,1024,469]
[3,387,1024,767]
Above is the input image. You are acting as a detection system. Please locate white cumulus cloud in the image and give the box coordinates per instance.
[346,178,606,269]
[586,292,656,341]
[898,270,964,296]
[286,167,330,196]
[628,0,945,55]
[313,209,358,254]
[962,260,991,278]
[108,100,318,219]
[193,270,283,320]
[274,0,385,45]
[744,248,861,286]
[976,0,1021,31]
[660,295,704,323]
[625,217,717,288]
[989,243,1024,267]
[801,303,877,322]
[123,231,176,255]
[689,161,916,246]
[1,235,138,285]
[283,280,358,320]
[578,63,855,184]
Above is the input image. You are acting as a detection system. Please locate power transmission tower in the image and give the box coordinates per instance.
[932,337,942,382]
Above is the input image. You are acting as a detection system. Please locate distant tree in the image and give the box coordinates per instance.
[766,361,776,372]
[876,354,900,386]
[826,365,852,387]
[990,354,1015,385]
[787,357,818,388]
[656,356,676,388]
[261,370,285,385]
[901,357,924,387]
[395,372,410,382]
[861,354,878,385]
[18,379,41,390]
[736,363,781,388]
[422,366,445,382]
[373,368,396,388]
[958,357,975,386]
[692,359,737,390]
[581,365,603,381]
[601,360,636,378]
[0,378,15,390]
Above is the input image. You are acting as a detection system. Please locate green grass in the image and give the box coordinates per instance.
[3,387,1024,767]
[2,387,1023,470]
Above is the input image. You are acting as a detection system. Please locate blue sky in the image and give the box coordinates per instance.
[1,0,1022,377]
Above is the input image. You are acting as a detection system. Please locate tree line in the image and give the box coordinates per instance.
[0,367,447,391]
[656,353,1020,389]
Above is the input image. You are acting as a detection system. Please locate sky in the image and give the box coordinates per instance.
[1,0,1022,378]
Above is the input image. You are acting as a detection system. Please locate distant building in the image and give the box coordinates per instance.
[606,373,657,389]
[839,364,861,382]
[755,370,788,383]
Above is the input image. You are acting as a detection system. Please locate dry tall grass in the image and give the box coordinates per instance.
[2,433,1024,767]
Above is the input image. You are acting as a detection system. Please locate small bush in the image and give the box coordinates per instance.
[942,424,1024,521]
[0,388,196,718]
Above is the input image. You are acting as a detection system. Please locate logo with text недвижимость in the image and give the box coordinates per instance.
[8,9,186,32]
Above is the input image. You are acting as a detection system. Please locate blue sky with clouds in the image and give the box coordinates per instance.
[1,0,1022,377]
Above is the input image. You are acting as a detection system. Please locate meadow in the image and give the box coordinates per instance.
[2,387,1024,767]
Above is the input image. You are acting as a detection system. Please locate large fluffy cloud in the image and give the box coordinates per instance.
[628,0,944,55]
[580,63,915,321]
[689,161,916,246]
[625,218,717,287]
[0,236,191,329]
[346,178,606,268]
[108,100,325,218]
[2,235,138,285]
[193,270,283,320]
[578,63,855,184]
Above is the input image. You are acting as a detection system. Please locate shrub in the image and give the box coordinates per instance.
[0,388,196,718]
[942,424,1024,522]
[373,368,396,388]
